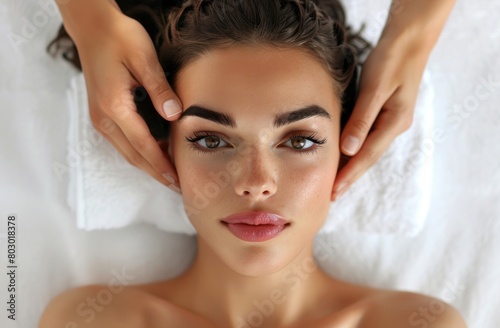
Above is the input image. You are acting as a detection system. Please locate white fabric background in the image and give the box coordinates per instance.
[0,0,499,327]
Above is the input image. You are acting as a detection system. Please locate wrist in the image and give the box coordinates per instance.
[378,0,456,55]
[56,0,123,45]
[377,25,433,61]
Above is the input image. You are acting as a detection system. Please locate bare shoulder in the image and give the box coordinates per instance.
[359,291,467,328]
[38,284,148,328]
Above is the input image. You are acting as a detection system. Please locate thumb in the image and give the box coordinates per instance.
[128,52,183,121]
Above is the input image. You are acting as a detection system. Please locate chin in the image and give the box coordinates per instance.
[222,244,296,277]
[223,237,314,277]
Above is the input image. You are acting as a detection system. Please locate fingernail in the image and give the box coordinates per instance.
[163,173,177,185]
[163,99,182,118]
[342,135,360,155]
[335,182,348,194]
[163,173,181,193]
[337,187,348,198]
[332,183,349,201]
[168,184,182,194]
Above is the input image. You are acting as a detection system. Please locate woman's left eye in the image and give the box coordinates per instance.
[282,133,327,151]
[284,136,315,150]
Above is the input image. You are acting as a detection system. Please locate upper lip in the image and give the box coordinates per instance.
[222,211,289,225]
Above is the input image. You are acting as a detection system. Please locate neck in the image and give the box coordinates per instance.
[176,237,336,328]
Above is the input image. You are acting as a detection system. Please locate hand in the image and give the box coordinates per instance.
[330,0,456,201]
[62,1,183,192]
[331,34,429,201]
[330,0,455,201]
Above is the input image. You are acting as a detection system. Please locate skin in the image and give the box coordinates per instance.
[39,45,467,328]
[53,0,457,198]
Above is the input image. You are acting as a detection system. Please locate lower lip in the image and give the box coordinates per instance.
[223,223,288,242]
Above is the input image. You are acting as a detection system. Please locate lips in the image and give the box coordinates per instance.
[221,211,290,242]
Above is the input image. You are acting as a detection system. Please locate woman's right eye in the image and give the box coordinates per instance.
[185,132,229,152]
[198,135,228,149]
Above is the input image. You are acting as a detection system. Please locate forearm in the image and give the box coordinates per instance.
[54,0,122,44]
[380,0,457,53]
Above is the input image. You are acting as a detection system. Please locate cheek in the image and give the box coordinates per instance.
[285,160,336,207]
[275,148,338,223]
[282,142,339,197]
[173,142,228,214]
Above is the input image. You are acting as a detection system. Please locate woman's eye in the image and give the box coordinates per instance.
[186,132,326,154]
[197,135,228,149]
[284,136,315,150]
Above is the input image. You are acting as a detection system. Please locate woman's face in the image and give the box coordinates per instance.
[169,45,341,276]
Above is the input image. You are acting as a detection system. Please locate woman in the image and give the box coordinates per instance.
[41,1,466,327]
[52,0,457,198]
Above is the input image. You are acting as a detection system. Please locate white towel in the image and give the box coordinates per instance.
[325,72,434,236]
[66,72,433,237]
[66,74,195,234]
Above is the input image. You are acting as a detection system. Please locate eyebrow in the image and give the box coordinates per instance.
[178,105,331,128]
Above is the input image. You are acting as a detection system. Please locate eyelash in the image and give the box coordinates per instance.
[185,131,327,155]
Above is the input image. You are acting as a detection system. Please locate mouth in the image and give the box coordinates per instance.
[221,211,291,242]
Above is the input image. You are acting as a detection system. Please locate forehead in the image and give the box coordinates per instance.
[174,45,340,121]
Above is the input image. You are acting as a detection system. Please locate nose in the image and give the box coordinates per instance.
[234,148,277,200]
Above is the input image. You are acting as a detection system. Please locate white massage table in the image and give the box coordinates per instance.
[0,0,499,327]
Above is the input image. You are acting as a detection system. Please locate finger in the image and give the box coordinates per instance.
[332,109,408,200]
[98,116,181,193]
[97,82,179,182]
[340,84,394,157]
[91,100,180,193]
[110,113,179,186]
[125,48,183,121]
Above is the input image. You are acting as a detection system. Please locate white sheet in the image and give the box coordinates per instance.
[1,0,499,327]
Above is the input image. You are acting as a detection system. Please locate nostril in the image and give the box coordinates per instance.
[242,189,271,196]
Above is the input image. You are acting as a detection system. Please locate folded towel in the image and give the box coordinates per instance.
[66,75,195,234]
[66,71,433,237]
[325,71,434,236]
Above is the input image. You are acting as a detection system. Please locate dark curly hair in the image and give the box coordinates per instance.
[48,0,370,140]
